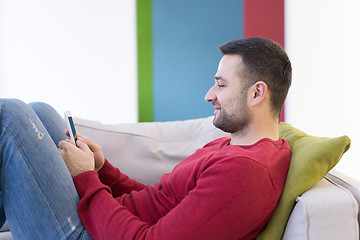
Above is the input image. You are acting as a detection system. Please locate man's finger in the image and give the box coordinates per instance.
[76,140,90,152]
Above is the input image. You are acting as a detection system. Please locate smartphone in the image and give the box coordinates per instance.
[64,111,77,143]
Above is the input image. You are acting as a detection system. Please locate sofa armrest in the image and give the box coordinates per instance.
[282,177,359,239]
[326,169,360,230]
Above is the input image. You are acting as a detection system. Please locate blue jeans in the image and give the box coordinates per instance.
[0,99,93,239]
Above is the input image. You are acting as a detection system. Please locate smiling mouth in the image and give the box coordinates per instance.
[212,102,221,114]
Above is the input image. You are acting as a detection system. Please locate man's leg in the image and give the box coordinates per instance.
[0,99,92,239]
[28,101,69,147]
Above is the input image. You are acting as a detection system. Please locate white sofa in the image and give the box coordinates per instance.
[0,116,358,239]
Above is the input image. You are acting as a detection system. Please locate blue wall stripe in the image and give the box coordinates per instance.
[152,0,244,121]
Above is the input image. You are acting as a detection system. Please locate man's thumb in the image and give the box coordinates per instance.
[76,139,90,152]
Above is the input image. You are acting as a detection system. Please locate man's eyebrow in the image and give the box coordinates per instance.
[214,76,228,82]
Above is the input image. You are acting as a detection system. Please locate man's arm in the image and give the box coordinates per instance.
[97,159,145,196]
[73,157,279,240]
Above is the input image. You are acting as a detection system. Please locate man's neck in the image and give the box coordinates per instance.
[229,120,279,146]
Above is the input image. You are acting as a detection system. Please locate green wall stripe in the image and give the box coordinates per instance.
[137,0,153,122]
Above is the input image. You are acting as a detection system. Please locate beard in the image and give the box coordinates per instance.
[212,96,252,134]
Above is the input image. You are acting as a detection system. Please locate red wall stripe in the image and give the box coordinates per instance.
[243,0,286,122]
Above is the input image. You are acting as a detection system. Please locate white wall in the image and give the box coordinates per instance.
[285,0,360,179]
[0,0,137,124]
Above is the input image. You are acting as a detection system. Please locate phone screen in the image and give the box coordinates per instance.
[64,111,77,142]
[68,116,77,139]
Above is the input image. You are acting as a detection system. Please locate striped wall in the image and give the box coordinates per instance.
[137,0,285,122]
[0,0,285,124]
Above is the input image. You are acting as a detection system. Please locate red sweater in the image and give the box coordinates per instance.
[73,137,291,240]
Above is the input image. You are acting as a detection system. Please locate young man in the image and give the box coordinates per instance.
[0,37,291,239]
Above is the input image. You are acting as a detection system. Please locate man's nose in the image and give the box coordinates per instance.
[205,85,217,102]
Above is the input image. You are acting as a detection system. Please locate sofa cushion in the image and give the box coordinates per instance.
[257,122,351,240]
[74,116,228,185]
[282,177,359,239]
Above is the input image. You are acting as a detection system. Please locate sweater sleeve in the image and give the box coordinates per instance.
[96,159,145,197]
[73,157,281,240]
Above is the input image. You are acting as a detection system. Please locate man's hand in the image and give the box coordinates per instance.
[64,129,105,172]
[59,139,95,177]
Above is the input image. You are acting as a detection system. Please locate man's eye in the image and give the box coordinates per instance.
[217,85,225,88]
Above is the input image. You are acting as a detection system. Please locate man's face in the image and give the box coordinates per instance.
[205,54,252,133]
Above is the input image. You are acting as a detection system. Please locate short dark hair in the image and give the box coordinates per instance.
[219,37,292,118]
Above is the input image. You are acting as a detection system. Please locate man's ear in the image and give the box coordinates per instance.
[249,81,268,107]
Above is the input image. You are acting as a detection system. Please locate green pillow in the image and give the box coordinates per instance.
[256,122,351,240]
